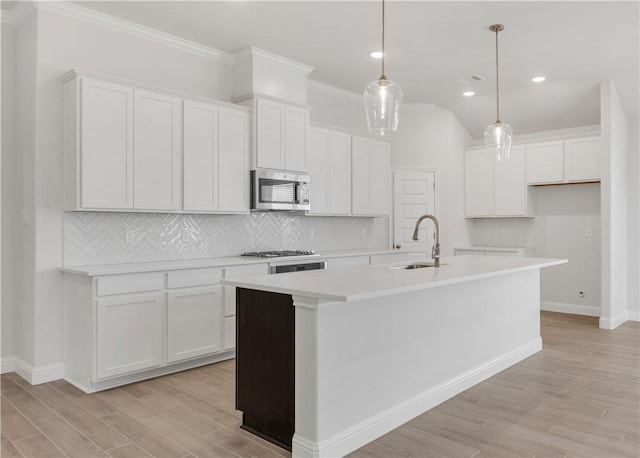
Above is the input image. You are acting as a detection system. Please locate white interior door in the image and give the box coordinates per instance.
[393,170,436,253]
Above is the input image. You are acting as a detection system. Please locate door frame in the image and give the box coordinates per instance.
[390,167,440,250]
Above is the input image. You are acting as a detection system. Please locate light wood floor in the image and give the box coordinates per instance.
[1,312,638,458]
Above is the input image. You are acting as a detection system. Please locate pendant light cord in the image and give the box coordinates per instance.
[381,0,386,80]
[494,26,501,123]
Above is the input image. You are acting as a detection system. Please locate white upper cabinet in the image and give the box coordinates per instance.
[218,107,250,212]
[465,149,494,217]
[495,145,527,216]
[526,140,564,184]
[465,145,533,218]
[73,78,134,210]
[526,135,600,185]
[564,136,600,182]
[308,127,351,215]
[329,132,351,215]
[254,97,309,172]
[352,136,390,216]
[63,70,250,214]
[133,89,181,211]
[183,100,249,213]
[308,128,330,214]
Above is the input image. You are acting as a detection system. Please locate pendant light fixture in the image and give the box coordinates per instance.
[484,24,513,161]
[364,0,403,136]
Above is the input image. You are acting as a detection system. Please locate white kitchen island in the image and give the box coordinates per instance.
[222,255,566,458]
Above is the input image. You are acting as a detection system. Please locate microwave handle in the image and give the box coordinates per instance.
[294,182,300,204]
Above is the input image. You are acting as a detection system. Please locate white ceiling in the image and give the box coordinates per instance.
[61,1,640,138]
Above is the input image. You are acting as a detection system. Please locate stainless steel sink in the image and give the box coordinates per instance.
[388,262,435,270]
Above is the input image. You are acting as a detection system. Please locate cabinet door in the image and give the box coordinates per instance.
[223,317,236,351]
[526,141,564,184]
[351,136,372,215]
[370,141,391,215]
[308,128,330,214]
[465,150,494,217]
[183,100,218,212]
[218,107,249,212]
[329,132,351,215]
[133,89,181,210]
[96,293,163,379]
[284,105,309,172]
[167,286,222,363]
[564,136,600,182]
[256,98,284,169]
[495,145,526,216]
[80,78,134,209]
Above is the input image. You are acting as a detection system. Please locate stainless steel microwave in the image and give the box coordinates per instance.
[250,170,310,211]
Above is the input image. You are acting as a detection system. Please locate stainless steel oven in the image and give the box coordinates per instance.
[250,170,310,211]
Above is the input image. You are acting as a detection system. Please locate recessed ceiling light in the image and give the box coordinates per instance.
[369,51,384,59]
[462,91,475,97]
[531,75,546,83]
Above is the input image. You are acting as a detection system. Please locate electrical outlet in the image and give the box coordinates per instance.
[501,227,508,237]
[125,229,135,246]
[181,229,190,243]
[309,229,315,239]
[585,227,593,238]
[21,209,31,226]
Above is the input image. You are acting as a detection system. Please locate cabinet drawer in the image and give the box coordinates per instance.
[167,267,223,289]
[96,273,164,296]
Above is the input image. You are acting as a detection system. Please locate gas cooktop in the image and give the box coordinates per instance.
[240,250,318,258]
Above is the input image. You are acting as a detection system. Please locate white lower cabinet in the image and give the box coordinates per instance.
[167,286,222,363]
[64,264,265,393]
[96,293,164,379]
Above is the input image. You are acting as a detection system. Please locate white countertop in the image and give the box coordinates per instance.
[221,255,567,303]
[454,246,535,252]
[60,248,403,276]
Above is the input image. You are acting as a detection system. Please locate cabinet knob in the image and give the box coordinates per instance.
[394,244,401,249]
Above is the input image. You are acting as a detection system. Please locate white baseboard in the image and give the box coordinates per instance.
[600,312,630,330]
[293,338,542,458]
[540,301,600,317]
[0,357,64,385]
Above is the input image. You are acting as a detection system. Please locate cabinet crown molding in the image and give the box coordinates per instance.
[60,68,250,112]
[308,80,362,104]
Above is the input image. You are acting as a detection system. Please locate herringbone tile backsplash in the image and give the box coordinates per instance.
[64,212,389,266]
[470,218,535,247]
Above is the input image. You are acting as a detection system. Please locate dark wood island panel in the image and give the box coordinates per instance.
[236,288,295,450]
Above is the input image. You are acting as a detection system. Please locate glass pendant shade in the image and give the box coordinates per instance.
[484,121,513,161]
[364,77,403,136]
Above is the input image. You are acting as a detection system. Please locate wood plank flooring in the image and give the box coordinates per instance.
[1,312,638,457]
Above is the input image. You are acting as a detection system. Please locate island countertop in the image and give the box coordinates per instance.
[221,255,567,303]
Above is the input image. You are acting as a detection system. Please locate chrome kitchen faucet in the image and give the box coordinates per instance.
[412,214,441,267]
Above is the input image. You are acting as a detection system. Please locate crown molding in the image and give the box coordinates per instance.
[35,1,233,64]
[234,46,314,76]
[1,1,35,26]
[308,80,362,104]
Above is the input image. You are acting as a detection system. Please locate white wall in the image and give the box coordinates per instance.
[600,81,629,329]
[2,24,17,361]
[308,82,368,133]
[28,6,235,368]
[627,119,639,320]
[389,105,473,255]
[535,184,601,315]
